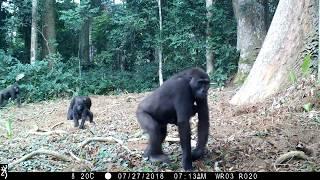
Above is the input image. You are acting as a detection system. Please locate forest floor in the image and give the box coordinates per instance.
[1,77,320,172]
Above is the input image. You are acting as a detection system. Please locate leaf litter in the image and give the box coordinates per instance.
[0,77,319,172]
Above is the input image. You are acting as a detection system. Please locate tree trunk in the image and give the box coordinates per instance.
[30,0,38,64]
[0,0,7,50]
[263,0,269,31]
[43,0,57,56]
[230,0,318,105]
[232,0,267,84]
[157,0,163,86]
[43,0,57,68]
[318,0,320,81]
[23,25,31,64]
[89,22,94,64]
[79,19,90,69]
[206,0,214,75]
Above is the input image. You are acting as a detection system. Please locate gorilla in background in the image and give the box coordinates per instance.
[67,96,94,129]
[0,83,21,107]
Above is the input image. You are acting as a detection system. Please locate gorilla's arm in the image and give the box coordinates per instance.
[67,98,75,120]
[192,98,209,160]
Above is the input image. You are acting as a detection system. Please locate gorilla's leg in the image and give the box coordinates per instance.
[79,118,85,129]
[159,125,167,144]
[137,111,169,163]
[73,111,80,127]
[143,125,167,156]
[88,111,94,123]
[79,110,93,129]
[67,108,73,120]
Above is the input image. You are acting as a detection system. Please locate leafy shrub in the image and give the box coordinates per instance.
[1,50,160,102]
[0,51,78,102]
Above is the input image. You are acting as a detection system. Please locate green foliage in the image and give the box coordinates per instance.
[55,0,79,60]
[288,53,312,85]
[211,45,239,87]
[162,0,206,68]
[0,0,239,102]
[0,50,158,102]
[5,115,13,139]
[59,0,99,32]
[289,70,297,84]
[0,111,13,139]
[301,53,312,76]
[208,1,238,86]
[303,103,313,112]
[0,51,77,102]
[92,13,111,53]
[288,53,313,84]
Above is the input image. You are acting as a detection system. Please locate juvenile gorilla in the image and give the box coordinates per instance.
[0,83,21,107]
[67,96,94,129]
[136,68,210,170]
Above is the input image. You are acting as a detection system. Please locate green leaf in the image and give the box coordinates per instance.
[5,117,13,138]
[301,53,312,76]
[303,103,312,112]
[289,70,297,84]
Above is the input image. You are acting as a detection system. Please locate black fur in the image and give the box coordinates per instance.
[0,83,21,107]
[67,96,94,129]
[136,68,210,170]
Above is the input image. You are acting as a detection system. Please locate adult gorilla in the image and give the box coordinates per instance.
[136,68,210,170]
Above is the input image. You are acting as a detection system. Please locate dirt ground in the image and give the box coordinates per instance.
[0,78,320,172]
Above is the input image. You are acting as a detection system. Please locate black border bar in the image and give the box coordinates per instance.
[2,172,320,180]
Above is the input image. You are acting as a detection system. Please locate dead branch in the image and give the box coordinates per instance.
[274,151,308,165]
[78,136,139,156]
[51,122,64,130]
[89,130,95,135]
[127,137,145,142]
[29,124,50,134]
[78,136,120,148]
[28,130,67,136]
[47,108,56,114]
[9,149,71,170]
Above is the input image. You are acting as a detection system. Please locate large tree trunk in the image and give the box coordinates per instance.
[23,25,31,64]
[157,0,163,86]
[0,0,8,50]
[318,0,320,81]
[43,0,57,68]
[30,0,38,64]
[230,0,318,105]
[232,0,267,84]
[79,19,91,68]
[206,0,214,74]
[43,0,57,56]
[89,22,94,64]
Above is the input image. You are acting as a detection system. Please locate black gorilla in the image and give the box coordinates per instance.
[136,68,210,170]
[67,96,94,129]
[0,83,21,107]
